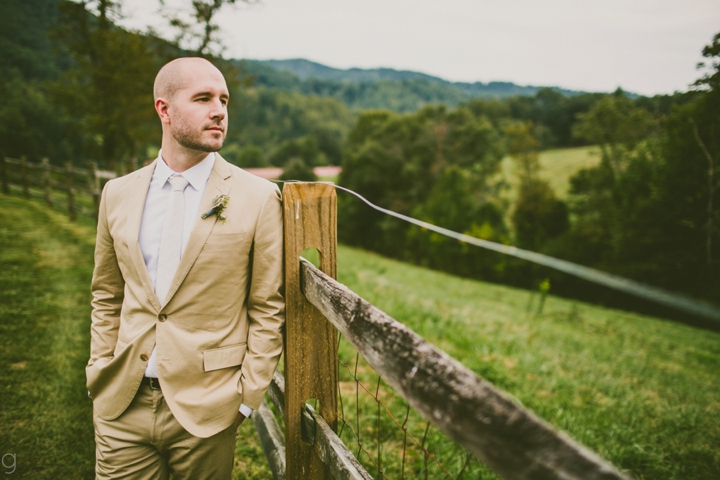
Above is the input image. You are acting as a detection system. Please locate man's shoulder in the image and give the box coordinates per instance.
[105,161,155,190]
[218,156,279,196]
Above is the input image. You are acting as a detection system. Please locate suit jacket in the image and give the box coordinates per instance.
[87,154,285,438]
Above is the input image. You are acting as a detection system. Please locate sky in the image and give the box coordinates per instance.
[120,0,720,97]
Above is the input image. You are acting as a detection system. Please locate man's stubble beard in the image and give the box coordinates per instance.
[171,118,226,153]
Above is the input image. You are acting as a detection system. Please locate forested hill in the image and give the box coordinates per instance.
[239,58,588,112]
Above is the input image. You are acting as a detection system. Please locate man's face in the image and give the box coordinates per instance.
[168,65,229,153]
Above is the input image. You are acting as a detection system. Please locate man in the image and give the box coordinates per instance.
[87,57,285,479]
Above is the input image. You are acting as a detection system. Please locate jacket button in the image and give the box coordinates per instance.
[158,314,167,322]
[140,354,148,361]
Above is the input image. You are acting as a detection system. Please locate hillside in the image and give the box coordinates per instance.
[240,58,589,112]
[499,145,602,203]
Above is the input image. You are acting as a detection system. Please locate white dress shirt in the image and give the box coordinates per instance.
[139,152,253,418]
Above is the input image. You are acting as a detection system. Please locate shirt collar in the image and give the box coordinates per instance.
[153,151,216,191]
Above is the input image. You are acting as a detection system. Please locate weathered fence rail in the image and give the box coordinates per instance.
[1,156,115,221]
[251,182,630,480]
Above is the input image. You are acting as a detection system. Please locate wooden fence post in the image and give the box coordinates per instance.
[283,183,338,480]
[65,161,76,221]
[89,161,100,219]
[21,156,29,199]
[41,158,51,207]
[1,156,8,195]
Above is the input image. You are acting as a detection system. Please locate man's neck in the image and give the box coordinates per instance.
[160,143,214,173]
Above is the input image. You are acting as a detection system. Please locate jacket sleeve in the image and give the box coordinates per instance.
[240,183,285,409]
[88,182,125,368]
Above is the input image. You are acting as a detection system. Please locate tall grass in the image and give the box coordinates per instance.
[336,244,720,479]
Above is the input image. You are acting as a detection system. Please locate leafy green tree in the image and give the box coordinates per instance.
[227,88,354,162]
[505,121,568,251]
[50,0,162,169]
[339,104,507,272]
[268,135,326,167]
[573,92,655,175]
[279,158,317,182]
[557,35,720,308]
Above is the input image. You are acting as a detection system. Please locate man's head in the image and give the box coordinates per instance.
[154,57,229,155]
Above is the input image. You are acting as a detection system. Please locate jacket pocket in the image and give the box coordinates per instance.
[203,343,247,372]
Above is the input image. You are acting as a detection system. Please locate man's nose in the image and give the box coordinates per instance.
[210,100,226,119]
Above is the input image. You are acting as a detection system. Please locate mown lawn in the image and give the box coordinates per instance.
[2,192,719,479]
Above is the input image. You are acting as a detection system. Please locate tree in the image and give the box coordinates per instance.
[160,0,258,57]
[573,92,655,175]
[505,121,568,252]
[279,158,317,183]
[50,0,162,168]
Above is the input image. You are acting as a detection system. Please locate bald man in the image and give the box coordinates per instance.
[87,57,285,479]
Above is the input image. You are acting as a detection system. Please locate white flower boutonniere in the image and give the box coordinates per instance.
[201,194,230,223]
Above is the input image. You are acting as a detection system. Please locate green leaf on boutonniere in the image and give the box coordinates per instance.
[201,194,230,223]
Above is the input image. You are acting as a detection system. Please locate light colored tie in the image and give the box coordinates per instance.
[155,174,189,305]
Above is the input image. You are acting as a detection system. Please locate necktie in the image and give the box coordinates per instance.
[155,174,190,305]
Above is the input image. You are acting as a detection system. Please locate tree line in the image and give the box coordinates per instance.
[338,34,720,320]
[1,0,717,318]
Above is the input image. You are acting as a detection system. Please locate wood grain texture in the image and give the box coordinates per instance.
[283,182,339,480]
[263,372,373,480]
[253,399,287,480]
[301,260,630,480]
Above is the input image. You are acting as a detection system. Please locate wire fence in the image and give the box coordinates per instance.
[269,178,719,479]
[335,333,481,479]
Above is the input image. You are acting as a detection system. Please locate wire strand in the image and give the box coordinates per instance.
[275,179,720,323]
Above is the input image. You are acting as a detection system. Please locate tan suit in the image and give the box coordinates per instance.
[87,154,284,439]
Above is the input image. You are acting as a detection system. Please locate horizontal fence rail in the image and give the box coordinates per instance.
[254,371,374,480]
[1,156,116,221]
[299,258,629,480]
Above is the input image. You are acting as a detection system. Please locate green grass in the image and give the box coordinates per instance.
[499,145,601,201]
[2,191,719,479]
[335,244,720,479]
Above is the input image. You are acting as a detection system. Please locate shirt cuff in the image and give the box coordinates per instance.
[239,404,253,417]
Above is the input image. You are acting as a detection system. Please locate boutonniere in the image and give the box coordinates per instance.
[201,194,230,223]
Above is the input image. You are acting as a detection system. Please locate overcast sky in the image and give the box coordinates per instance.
[120,0,720,96]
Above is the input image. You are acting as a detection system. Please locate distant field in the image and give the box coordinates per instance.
[500,145,601,201]
[1,192,718,479]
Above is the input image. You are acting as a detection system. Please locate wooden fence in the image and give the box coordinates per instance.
[0,161,633,478]
[253,182,630,480]
[0,156,116,221]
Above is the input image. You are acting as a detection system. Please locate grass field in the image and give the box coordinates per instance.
[1,191,719,479]
[335,246,720,479]
[499,145,602,202]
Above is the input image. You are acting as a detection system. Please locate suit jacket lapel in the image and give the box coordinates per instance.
[161,155,233,308]
[125,160,162,312]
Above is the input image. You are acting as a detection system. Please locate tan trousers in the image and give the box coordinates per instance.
[93,382,237,480]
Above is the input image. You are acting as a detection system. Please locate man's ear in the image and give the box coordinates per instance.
[155,98,171,124]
